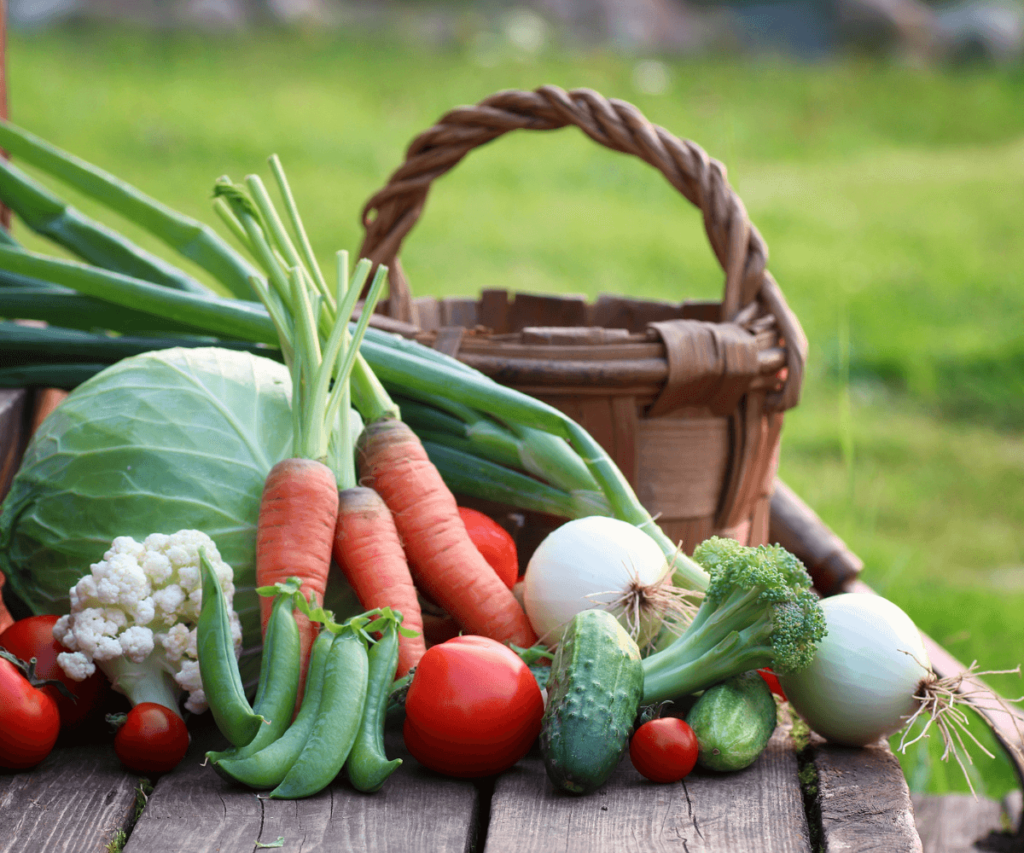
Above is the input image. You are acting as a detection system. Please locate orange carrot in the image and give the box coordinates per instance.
[357,418,538,649]
[256,456,339,697]
[332,486,427,676]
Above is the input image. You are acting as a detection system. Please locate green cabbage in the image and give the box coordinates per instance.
[0,346,355,676]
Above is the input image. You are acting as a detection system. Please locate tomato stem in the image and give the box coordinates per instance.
[0,648,77,699]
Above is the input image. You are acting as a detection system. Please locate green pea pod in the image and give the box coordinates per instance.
[206,590,301,764]
[214,629,333,789]
[346,622,403,793]
[197,550,265,748]
[269,628,369,800]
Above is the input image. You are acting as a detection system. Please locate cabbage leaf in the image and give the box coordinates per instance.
[0,346,357,674]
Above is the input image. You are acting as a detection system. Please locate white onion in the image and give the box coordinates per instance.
[778,593,932,746]
[522,516,671,647]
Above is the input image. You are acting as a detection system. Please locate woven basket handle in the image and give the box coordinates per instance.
[359,86,806,409]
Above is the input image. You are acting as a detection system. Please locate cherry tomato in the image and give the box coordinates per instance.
[629,717,699,784]
[403,634,544,778]
[757,668,787,701]
[458,507,519,589]
[0,653,61,770]
[112,703,191,775]
[0,615,110,729]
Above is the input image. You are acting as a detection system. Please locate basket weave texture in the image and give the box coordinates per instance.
[358,85,808,556]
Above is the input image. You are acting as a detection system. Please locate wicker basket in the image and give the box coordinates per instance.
[358,86,807,558]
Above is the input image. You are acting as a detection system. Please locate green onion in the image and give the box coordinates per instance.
[0,362,108,389]
[421,441,607,519]
[0,118,259,299]
[0,244,277,345]
[0,156,213,295]
[0,285,228,336]
[0,321,274,364]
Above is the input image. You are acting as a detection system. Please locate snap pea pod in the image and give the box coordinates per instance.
[206,589,301,764]
[213,629,333,789]
[346,622,402,793]
[269,628,369,799]
[197,550,265,748]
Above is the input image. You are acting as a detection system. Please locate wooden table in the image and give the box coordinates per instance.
[0,709,924,853]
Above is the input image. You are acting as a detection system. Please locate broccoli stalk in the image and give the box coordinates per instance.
[640,537,827,705]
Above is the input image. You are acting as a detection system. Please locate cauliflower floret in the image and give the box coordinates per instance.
[56,649,96,681]
[55,529,242,718]
[119,625,155,663]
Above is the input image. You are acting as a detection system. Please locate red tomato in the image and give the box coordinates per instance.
[757,668,787,701]
[0,615,110,729]
[403,634,544,778]
[629,717,699,784]
[458,507,519,589]
[112,703,191,775]
[0,653,61,770]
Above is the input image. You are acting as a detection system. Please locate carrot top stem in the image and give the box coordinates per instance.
[213,161,389,475]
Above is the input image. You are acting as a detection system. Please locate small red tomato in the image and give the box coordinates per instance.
[629,717,700,784]
[757,668,787,701]
[403,634,544,778]
[458,507,519,589]
[0,615,110,729]
[0,653,61,770]
[112,703,191,775]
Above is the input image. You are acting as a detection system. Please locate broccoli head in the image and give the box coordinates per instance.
[640,537,827,705]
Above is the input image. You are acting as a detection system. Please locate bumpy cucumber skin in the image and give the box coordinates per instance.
[540,609,643,795]
[686,671,777,772]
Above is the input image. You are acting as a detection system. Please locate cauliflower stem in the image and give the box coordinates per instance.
[100,652,185,717]
[640,537,827,705]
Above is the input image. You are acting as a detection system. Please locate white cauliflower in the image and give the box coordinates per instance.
[54,530,242,717]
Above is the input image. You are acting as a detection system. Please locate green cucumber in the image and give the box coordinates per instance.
[540,609,644,795]
[686,671,778,772]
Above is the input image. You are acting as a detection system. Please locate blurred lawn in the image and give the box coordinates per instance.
[7,24,1024,795]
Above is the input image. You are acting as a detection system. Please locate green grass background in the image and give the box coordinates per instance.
[6,24,1023,797]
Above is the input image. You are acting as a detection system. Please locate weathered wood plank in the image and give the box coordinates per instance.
[0,741,139,853]
[1,387,32,630]
[121,724,264,853]
[124,722,480,853]
[0,387,28,505]
[813,735,923,852]
[484,728,811,853]
[911,793,1006,853]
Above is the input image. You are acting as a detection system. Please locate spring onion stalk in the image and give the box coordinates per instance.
[0,363,108,389]
[0,244,277,345]
[0,156,213,295]
[417,430,612,518]
[421,442,606,519]
[0,286,230,337]
[0,118,259,300]
[394,393,607,501]
[0,322,273,364]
